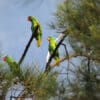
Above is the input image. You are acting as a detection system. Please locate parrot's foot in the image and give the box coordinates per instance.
[55,60,60,66]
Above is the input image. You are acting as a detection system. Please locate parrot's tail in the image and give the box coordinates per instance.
[36,39,41,47]
[54,57,60,66]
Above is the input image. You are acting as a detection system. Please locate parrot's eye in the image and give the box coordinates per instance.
[27,16,30,21]
[3,57,6,62]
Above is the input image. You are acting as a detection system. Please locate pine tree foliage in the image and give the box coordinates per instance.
[0,59,59,99]
[51,0,100,63]
[49,0,100,100]
[0,63,13,99]
[20,66,58,99]
[65,61,100,100]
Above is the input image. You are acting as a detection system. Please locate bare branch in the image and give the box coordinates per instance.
[50,52,100,67]
[18,25,39,65]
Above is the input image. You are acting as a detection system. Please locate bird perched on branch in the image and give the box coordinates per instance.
[47,36,60,66]
[3,55,21,77]
[28,16,42,47]
[46,33,65,63]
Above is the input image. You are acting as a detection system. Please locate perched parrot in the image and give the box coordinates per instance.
[3,55,21,77]
[28,16,42,47]
[47,36,60,66]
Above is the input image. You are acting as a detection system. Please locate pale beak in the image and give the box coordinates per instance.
[47,37,50,41]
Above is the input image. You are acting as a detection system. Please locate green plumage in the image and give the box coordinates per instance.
[4,56,21,77]
[48,36,59,66]
[28,16,42,47]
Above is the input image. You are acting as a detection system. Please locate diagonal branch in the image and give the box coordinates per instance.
[50,52,100,67]
[18,25,39,65]
[50,52,76,67]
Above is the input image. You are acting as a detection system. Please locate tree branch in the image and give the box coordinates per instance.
[18,25,39,65]
[50,52,100,67]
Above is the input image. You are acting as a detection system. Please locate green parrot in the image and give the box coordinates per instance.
[47,36,60,66]
[28,16,42,47]
[3,55,21,77]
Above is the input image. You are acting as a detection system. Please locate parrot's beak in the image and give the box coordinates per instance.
[3,56,6,62]
[27,16,30,21]
[47,37,50,41]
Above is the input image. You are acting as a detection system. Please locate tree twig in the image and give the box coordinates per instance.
[61,43,71,84]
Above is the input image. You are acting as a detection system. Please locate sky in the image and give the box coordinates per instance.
[0,0,61,68]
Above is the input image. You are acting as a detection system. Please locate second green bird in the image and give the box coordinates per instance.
[47,36,60,66]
